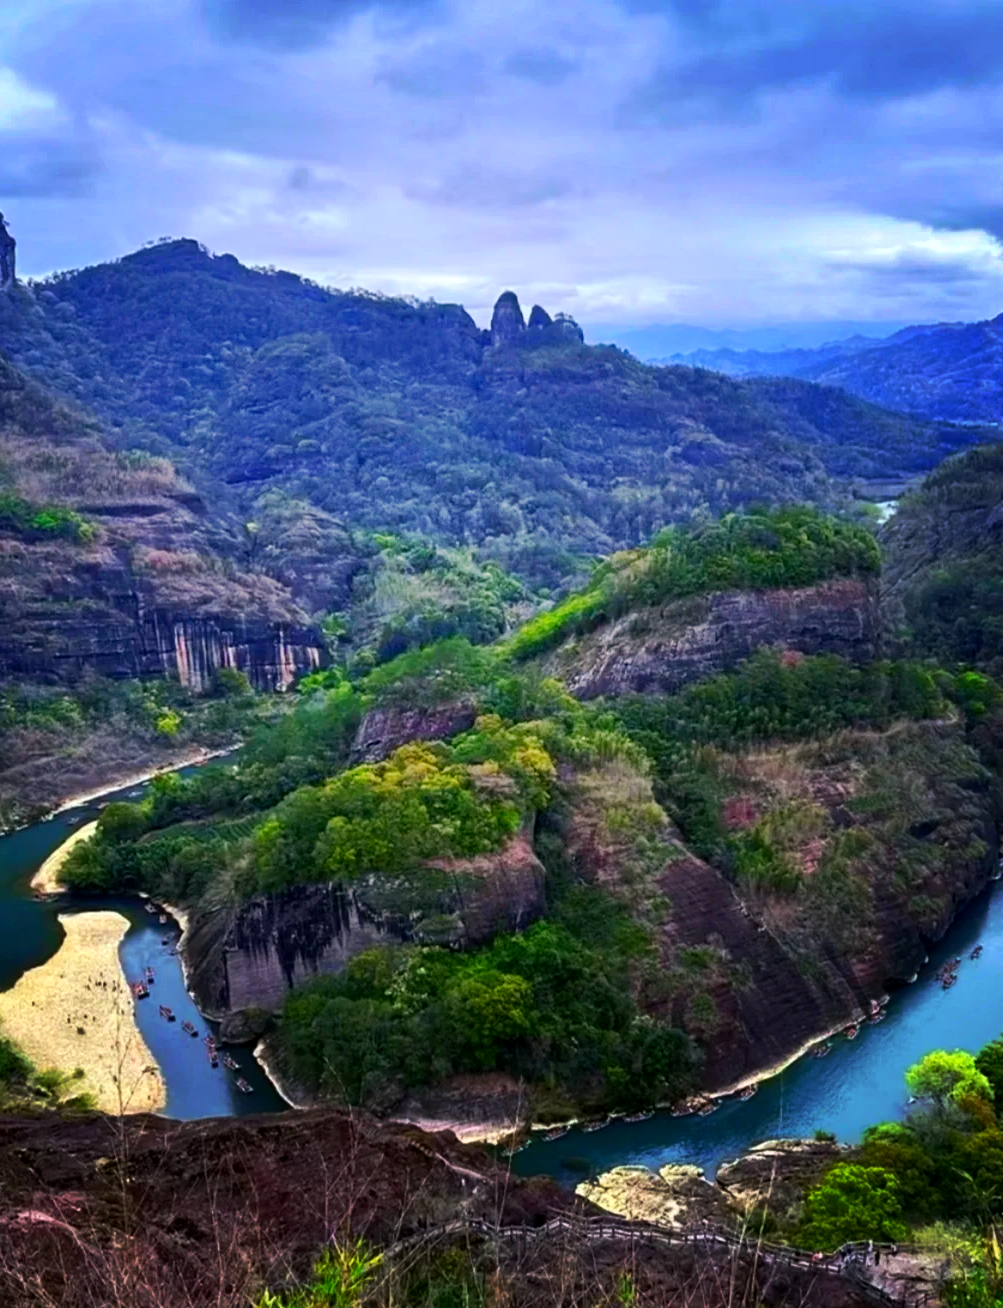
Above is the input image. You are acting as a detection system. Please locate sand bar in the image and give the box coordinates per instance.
[31,821,99,895]
[0,912,165,1114]
[50,745,237,818]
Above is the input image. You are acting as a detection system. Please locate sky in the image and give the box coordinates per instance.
[1,0,1003,333]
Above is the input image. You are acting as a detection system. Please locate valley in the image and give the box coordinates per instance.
[3,227,1003,1307]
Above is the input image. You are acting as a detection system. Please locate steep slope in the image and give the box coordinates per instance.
[881,442,1003,673]
[0,349,335,826]
[52,508,1003,1126]
[0,233,967,592]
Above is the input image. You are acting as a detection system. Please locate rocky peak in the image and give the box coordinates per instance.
[489,291,526,348]
[552,312,584,344]
[0,213,15,289]
[527,304,552,332]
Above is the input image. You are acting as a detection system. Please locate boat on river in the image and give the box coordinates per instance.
[972,945,984,959]
[235,1078,253,1095]
[158,914,168,924]
[159,1004,174,1021]
[144,902,156,915]
[581,1118,610,1133]
[181,1020,197,1037]
[543,1125,569,1141]
[698,1100,719,1115]
[144,967,154,984]
[738,1085,758,1101]
[624,1109,655,1122]
[208,1047,219,1067]
[221,1053,239,1071]
[131,980,149,999]
[844,1026,859,1040]
[812,1042,833,1058]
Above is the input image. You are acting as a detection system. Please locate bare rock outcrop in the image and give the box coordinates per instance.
[489,291,526,348]
[578,1164,735,1228]
[0,213,14,289]
[545,578,878,700]
[185,832,547,1017]
[349,700,478,764]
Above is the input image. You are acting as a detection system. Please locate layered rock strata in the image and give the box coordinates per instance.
[545,578,877,699]
[185,832,546,1016]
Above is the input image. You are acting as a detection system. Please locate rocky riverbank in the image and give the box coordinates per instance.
[576,1138,847,1229]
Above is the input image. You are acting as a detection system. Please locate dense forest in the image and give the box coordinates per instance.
[882,444,1003,677]
[0,237,981,605]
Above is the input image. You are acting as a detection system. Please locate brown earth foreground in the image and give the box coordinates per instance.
[0,1109,914,1308]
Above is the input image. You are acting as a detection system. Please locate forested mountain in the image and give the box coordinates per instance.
[882,442,1003,675]
[671,314,1003,425]
[0,235,977,603]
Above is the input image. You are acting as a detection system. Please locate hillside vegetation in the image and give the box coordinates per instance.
[57,505,1003,1117]
[0,237,970,601]
[882,443,1003,676]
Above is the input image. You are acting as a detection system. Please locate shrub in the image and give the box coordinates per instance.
[505,507,879,661]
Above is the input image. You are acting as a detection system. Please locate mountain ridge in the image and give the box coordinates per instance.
[667,310,1003,425]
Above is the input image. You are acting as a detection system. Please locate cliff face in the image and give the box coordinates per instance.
[0,349,327,691]
[544,578,877,700]
[349,700,478,764]
[0,533,323,692]
[186,831,546,1016]
[555,718,998,1092]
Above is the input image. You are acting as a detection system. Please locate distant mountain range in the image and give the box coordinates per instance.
[590,319,912,359]
[665,315,1003,425]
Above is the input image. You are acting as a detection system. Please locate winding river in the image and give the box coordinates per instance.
[3,769,1003,1178]
[515,875,1003,1182]
[0,768,285,1118]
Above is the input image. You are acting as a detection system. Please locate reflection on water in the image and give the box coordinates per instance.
[516,880,1003,1182]
[0,767,286,1120]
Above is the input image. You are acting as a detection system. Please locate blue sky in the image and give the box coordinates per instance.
[1,0,1002,330]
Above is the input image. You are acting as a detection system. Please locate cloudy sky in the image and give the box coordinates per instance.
[2,0,1003,332]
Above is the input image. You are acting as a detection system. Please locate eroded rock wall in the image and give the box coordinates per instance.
[545,578,877,699]
[186,832,546,1016]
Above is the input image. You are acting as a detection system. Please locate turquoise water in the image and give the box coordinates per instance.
[515,876,1003,1182]
[0,770,286,1118]
[4,768,1003,1170]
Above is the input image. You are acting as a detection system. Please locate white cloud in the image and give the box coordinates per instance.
[2,0,1003,328]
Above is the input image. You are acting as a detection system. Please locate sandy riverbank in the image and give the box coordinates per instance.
[0,912,165,1114]
[49,746,237,818]
[31,821,99,895]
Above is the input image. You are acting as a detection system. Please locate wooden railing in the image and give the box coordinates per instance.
[378,1216,935,1306]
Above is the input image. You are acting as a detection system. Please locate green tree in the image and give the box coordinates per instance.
[446,971,533,1068]
[800,1164,907,1249]
[976,1039,1003,1107]
[906,1050,994,1109]
[97,802,150,844]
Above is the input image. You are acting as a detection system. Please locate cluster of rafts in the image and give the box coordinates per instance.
[937,945,982,991]
[132,904,254,1096]
[504,953,990,1158]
